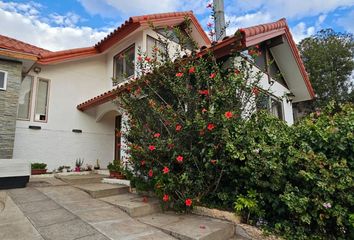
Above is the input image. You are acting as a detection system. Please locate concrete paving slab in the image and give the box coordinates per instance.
[131,231,177,240]
[100,194,161,217]
[92,219,157,240]
[29,177,68,187]
[75,233,111,240]
[0,195,26,225]
[138,213,235,240]
[56,174,105,185]
[27,208,77,227]
[75,206,131,223]
[74,183,129,198]
[7,188,49,203]
[39,185,91,203]
[0,220,44,240]
[37,218,99,240]
[17,199,61,214]
[61,199,112,213]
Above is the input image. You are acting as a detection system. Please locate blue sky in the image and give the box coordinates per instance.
[0,0,353,51]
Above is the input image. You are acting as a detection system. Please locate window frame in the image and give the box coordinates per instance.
[146,34,167,60]
[0,70,8,91]
[17,75,34,121]
[113,44,135,86]
[34,78,50,123]
[256,91,284,120]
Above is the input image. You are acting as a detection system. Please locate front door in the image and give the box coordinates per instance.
[114,115,122,162]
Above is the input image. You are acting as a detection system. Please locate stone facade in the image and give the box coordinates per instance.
[0,59,22,158]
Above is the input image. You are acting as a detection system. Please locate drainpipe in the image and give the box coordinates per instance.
[214,0,226,40]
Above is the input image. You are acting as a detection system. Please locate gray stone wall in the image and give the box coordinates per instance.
[0,59,22,159]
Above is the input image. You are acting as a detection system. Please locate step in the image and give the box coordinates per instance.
[138,212,235,240]
[73,183,129,198]
[55,174,105,185]
[100,193,161,217]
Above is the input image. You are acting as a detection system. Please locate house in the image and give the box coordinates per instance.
[0,11,314,171]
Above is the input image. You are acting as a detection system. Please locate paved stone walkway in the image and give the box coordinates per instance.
[2,185,175,240]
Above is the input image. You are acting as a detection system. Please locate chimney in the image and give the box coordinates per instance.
[213,0,226,40]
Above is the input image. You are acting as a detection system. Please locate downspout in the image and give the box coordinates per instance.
[214,0,226,40]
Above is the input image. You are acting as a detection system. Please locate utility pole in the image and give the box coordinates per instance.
[213,0,226,40]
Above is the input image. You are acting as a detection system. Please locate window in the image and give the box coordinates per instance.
[113,45,135,85]
[256,92,284,120]
[0,70,8,90]
[17,75,33,120]
[34,78,49,122]
[146,35,167,61]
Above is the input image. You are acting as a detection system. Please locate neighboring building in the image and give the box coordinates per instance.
[0,12,314,170]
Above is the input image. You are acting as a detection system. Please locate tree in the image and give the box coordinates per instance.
[298,29,354,109]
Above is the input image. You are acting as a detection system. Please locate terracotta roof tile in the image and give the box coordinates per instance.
[0,34,51,56]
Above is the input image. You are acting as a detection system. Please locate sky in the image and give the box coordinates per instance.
[0,0,353,51]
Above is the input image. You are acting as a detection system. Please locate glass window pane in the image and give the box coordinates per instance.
[147,35,166,60]
[270,98,283,120]
[115,57,124,84]
[125,46,135,77]
[0,71,5,89]
[256,92,269,110]
[17,76,33,119]
[35,79,49,121]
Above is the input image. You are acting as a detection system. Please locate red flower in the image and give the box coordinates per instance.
[163,166,169,174]
[198,90,209,95]
[176,155,183,163]
[234,69,240,75]
[207,123,215,131]
[143,196,148,203]
[209,73,216,79]
[185,198,192,207]
[207,22,213,28]
[252,87,260,96]
[202,108,208,113]
[137,55,143,62]
[141,160,146,166]
[176,72,184,77]
[224,111,233,119]
[189,66,196,74]
[148,145,156,151]
[148,169,153,177]
[154,133,161,138]
[163,194,169,202]
[145,56,151,62]
[210,159,217,164]
[206,3,212,8]
[176,124,182,131]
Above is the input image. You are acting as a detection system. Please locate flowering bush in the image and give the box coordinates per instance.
[118,13,354,240]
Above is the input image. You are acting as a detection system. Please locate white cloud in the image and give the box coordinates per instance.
[0,1,111,51]
[49,12,82,27]
[229,0,354,20]
[225,11,272,35]
[291,22,316,43]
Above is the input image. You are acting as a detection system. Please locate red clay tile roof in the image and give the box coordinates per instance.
[77,80,136,111]
[96,11,210,52]
[38,47,99,64]
[77,18,315,111]
[0,34,51,57]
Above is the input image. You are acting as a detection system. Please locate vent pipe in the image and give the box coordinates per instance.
[213,0,226,40]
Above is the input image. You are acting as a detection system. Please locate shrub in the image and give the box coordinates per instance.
[31,163,47,170]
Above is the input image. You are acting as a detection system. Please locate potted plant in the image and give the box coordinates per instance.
[31,163,47,175]
[107,160,125,179]
[75,158,84,172]
[94,159,100,170]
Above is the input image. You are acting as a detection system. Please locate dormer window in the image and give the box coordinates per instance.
[113,44,135,86]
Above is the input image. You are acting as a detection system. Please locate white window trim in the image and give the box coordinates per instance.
[113,44,135,86]
[17,75,34,121]
[0,70,8,91]
[34,78,50,123]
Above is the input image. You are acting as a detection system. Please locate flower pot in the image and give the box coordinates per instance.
[109,171,125,179]
[31,169,47,175]
[75,167,81,172]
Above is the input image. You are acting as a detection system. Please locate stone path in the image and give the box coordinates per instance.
[3,185,175,240]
